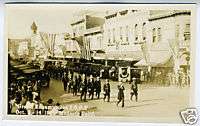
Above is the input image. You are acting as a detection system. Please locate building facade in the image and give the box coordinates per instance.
[135,10,191,85]
[8,38,31,59]
[103,10,150,64]
[71,12,104,60]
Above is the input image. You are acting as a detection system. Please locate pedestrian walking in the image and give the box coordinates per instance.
[77,74,82,93]
[94,76,101,99]
[62,73,68,92]
[103,79,110,102]
[130,78,138,102]
[117,82,125,107]
[88,75,94,100]
[73,76,78,96]
[68,78,73,93]
[80,74,87,102]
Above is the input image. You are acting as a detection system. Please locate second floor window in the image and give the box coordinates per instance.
[175,24,180,39]
[142,22,146,40]
[126,26,129,42]
[120,27,123,41]
[135,24,138,41]
[113,28,116,43]
[184,23,190,40]
[152,28,156,43]
[157,28,161,42]
[108,29,111,44]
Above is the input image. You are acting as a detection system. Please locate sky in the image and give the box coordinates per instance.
[6,4,193,39]
[6,4,135,39]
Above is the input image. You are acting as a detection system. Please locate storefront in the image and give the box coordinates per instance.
[135,50,173,85]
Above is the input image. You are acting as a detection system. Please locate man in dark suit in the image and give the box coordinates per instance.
[62,73,68,92]
[88,75,94,100]
[80,74,87,102]
[103,79,110,102]
[94,76,101,99]
[117,82,125,107]
[130,77,138,102]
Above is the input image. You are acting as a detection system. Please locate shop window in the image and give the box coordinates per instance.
[184,24,190,40]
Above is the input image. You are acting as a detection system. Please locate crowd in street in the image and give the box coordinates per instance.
[8,69,139,115]
[8,78,46,115]
[60,70,139,108]
[8,58,141,115]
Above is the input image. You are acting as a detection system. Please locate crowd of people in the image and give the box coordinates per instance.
[8,59,140,115]
[8,69,140,115]
[61,72,103,102]
[8,78,44,115]
[61,70,139,108]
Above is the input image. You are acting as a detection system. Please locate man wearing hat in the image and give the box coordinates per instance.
[117,82,125,107]
[88,75,94,100]
[94,76,101,99]
[130,77,138,102]
[80,74,87,102]
[103,79,110,102]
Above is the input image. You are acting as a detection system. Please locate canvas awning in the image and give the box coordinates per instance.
[135,51,172,67]
[22,69,41,74]
[65,53,81,59]
[93,53,106,60]
[105,51,143,61]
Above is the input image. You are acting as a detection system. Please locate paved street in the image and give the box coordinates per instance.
[40,78,190,123]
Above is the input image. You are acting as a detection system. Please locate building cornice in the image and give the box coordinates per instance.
[149,11,191,21]
[105,13,117,19]
[71,19,85,26]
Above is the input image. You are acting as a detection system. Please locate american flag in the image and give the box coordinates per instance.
[82,39,91,60]
[72,36,91,60]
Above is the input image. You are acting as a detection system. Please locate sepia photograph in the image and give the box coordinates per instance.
[3,3,197,124]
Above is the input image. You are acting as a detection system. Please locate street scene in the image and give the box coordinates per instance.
[6,4,192,123]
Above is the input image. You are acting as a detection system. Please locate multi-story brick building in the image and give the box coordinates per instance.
[102,9,150,81]
[103,9,148,61]
[135,10,191,84]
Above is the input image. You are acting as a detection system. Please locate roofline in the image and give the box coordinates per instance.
[149,11,191,21]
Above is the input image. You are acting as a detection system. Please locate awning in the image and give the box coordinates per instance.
[105,51,143,61]
[65,53,81,59]
[135,51,172,67]
[23,69,41,74]
[93,53,106,60]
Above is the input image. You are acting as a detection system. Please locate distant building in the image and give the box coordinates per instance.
[30,22,79,61]
[8,38,31,59]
